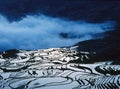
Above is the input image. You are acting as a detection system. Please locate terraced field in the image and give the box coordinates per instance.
[0,47,120,89]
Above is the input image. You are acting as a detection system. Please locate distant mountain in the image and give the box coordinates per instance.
[75,26,120,64]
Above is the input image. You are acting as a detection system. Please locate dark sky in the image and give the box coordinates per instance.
[0,0,120,22]
[0,0,120,51]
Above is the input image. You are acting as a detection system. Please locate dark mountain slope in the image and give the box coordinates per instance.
[75,27,120,63]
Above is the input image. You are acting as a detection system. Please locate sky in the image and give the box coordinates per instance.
[0,0,119,51]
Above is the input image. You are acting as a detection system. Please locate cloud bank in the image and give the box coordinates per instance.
[0,14,115,51]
